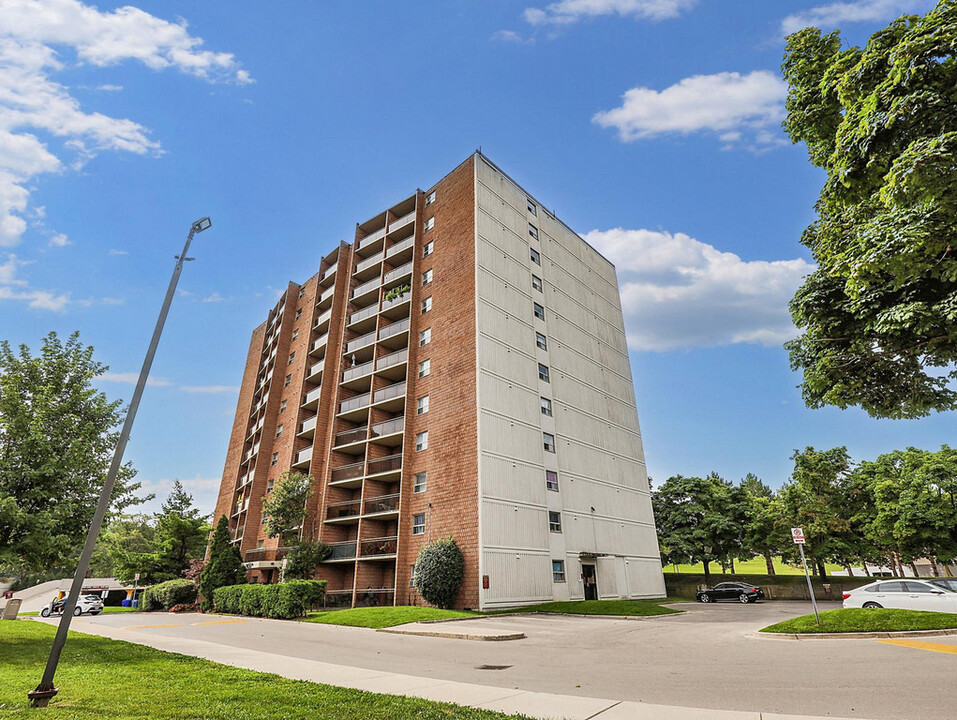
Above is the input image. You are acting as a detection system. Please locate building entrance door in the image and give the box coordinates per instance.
[582,564,598,600]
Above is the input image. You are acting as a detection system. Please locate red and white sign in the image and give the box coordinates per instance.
[791,527,806,544]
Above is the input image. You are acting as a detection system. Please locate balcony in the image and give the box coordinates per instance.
[292,446,313,469]
[359,536,398,558]
[330,461,364,483]
[310,333,329,356]
[375,348,407,372]
[334,425,368,448]
[325,498,361,521]
[369,417,404,444]
[348,304,379,327]
[298,415,317,438]
[345,330,376,355]
[355,251,384,275]
[244,546,292,563]
[383,260,413,286]
[325,541,357,561]
[301,385,322,409]
[339,393,371,415]
[236,472,254,490]
[380,291,410,316]
[321,265,337,282]
[372,381,406,405]
[342,359,374,384]
[352,276,381,301]
[307,359,324,382]
[358,227,386,251]
[389,210,415,233]
[363,493,399,516]
[385,236,414,260]
[318,285,335,306]
[367,453,402,477]
[378,317,409,342]
[232,497,249,516]
[314,308,332,330]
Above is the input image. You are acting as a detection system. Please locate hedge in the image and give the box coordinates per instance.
[213,580,326,619]
[140,579,198,612]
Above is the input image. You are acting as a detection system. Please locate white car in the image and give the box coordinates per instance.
[842,579,957,613]
[39,594,105,617]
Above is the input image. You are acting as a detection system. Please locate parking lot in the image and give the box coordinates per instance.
[57,600,956,719]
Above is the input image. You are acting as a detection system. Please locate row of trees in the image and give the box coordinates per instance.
[653,445,957,584]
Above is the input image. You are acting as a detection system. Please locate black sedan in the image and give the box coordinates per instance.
[695,581,765,604]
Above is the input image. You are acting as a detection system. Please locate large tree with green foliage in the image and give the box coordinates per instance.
[0,331,145,577]
[782,2,957,419]
[154,481,210,577]
[261,471,313,544]
[199,515,245,611]
[739,474,787,575]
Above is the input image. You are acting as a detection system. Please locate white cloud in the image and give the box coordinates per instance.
[49,232,69,246]
[0,251,69,309]
[593,71,788,149]
[95,84,122,91]
[524,0,697,26]
[491,30,533,43]
[108,248,127,255]
[100,372,172,387]
[781,0,928,35]
[138,473,221,515]
[202,291,224,303]
[179,385,239,394]
[584,227,813,351]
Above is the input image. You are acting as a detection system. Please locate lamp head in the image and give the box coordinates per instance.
[191,217,212,234]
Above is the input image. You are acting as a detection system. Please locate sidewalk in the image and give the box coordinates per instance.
[33,616,865,720]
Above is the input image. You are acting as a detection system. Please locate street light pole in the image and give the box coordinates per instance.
[29,217,212,708]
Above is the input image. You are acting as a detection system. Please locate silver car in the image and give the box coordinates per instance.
[842,579,957,613]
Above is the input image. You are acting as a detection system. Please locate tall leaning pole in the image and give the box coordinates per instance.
[28,217,212,708]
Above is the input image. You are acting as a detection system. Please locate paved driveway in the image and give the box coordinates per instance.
[64,601,955,719]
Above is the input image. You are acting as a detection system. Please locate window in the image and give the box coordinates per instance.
[271,452,278,467]
[280,400,287,413]
[533,303,545,321]
[284,374,292,387]
[552,560,565,582]
[538,363,550,382]
[540,397,552,416]
[422,268,433,286]
[527,199,537,216]
[409,564,417,586]
[298,288,305,298]
[528,223,539,240]
[426,190,436,205]
[548,511,562,533]
[417,395,430,415]
[266,478,275,492]
[423,241,434,258]
[292,329,299,341]
[288,352,295,365]
[421,296,432,314]
[546,470,559,491]
[412,513,426,535]
[420,328,431,347]
[275,424,283,438]
[425,217,435,231]
[536,332,548,351]
[414,472,427,493]
[416,430,429,451]
[531,274,543,292]
[295,309,302,320]
[418,359,431,378]
[530,247,541,265]
[543,432,556,453]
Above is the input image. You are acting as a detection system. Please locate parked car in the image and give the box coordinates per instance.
[927,578,957,593]
[842,579,957,613]
[39,594,104,617]
[696,582,765,604]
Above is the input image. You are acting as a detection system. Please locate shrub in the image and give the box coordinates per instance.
[414,537,464,609]
[213,580,326,619]
[168,602,199,613]
[199,515,246,611]
[140,579,197,611]
[285,541,332,580]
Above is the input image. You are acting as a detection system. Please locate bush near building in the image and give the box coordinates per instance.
[214,580,326,619]
[414,537,464,609]
[199,515,246,611]
[140,579,197,611]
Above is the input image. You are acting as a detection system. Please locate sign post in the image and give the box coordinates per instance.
[792,527,820,626]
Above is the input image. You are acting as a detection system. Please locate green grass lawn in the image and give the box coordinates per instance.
[302,606,479,628]
[760,608,957,634]
[494,599,683,617]
[664,556,843,576]
[0,621,529,719]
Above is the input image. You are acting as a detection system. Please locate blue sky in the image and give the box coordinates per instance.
[0,0,948,515]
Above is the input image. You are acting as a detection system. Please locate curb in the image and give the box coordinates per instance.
[751,627,957,640]
[376,628,526,641]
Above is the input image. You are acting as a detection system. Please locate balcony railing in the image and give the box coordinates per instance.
[380,292,410,312]
[312,334,329,353]
[375,348,408,372]
[367,453,402,476]
[294,446,313,465]
[349,304,379,325]
[383,260,413,284]
[321,265,337,280]
[378,317,409,341]
[390,210,415,232]
[307,359,325,379]
[299,416,317,434]
[354,588,394,608]
[360,536,398,557]
[314,308,332,328]
[342,359,374,383]
[319,285,335,303]
[335,426,368,447]
[345,330,376,354]
[302,386,322,405]
[363,493,399,515]
[339,393,371,414]
[356,251,384,273]
[373,381,406,404]
[352,277,381,299]
[370,417,403,438]
[331,461,364,482]
[358,227,386,250]
[385,236,413,259]
[326,541,357,560]
[326,499,361,520]
[244,546,292,562]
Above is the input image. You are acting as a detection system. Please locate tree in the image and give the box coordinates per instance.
[651,473,749,585]
[199,515,245,611]
[261,471,313,543]
[414,537,464,609]
[782,4,957,418]
[154,481,210,578]
[739,474,787,575]
[284,541,331,580]
[96,514,166,585]
[0,331,146,577]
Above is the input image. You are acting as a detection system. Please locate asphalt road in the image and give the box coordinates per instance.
[70,601,955,719]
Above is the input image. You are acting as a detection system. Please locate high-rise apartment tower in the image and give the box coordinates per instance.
[214,153,665,609]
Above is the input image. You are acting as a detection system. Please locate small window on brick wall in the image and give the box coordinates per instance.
[418,359,431,378]
[275,424,283,438]
[412,513,426,535]
[416,431,429,451]
[426,190,436,205]
[417,395,429,415]
[421,296,432,314]
[271,453,278,467]
[422,268,433,286]
[414,472,427,493]
[420,328,431,347]
[423,241,434,258]
[425,217,435,231]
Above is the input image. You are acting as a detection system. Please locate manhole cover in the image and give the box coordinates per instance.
[475,664,512,670]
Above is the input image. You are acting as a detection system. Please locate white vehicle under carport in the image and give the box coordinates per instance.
[39,594,104,617]
[842,579,957,613]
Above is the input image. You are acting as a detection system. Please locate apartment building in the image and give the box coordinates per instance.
[213,152,665,610]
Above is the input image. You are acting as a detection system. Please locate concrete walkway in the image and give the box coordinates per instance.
[33,616,863,720]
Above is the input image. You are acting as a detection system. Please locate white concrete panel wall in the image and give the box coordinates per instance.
[474,155,663,608]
